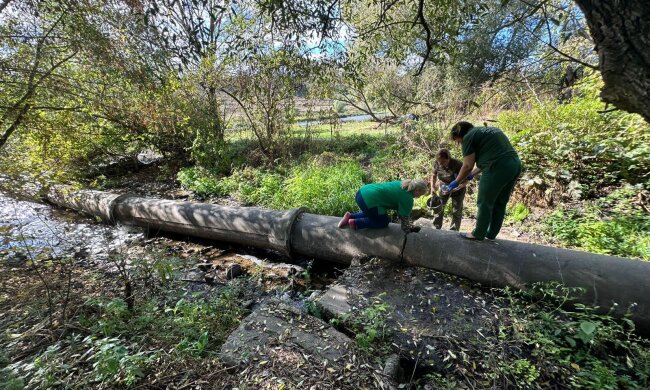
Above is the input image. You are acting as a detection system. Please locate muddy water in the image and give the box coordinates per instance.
[0,192,143,264]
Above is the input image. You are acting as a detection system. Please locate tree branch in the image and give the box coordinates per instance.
[414,0,433,75]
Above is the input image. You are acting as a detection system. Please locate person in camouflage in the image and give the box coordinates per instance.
[430,149,467,231]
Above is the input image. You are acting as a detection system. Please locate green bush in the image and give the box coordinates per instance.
[177,167,230,198]
[498,73,650,201]
[496,283,650,389]
[268,157,364,215]
[178,154,365,216]
[543,186,649,260]
[333,295,392,353]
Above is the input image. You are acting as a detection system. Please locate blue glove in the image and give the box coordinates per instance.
[447,180,459,191]
[467,173,474,181]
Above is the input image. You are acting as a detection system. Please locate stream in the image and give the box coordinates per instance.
[296,113,388,127]
[0,192,143,265]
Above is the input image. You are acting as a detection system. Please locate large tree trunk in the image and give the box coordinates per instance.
[574,0,650,122]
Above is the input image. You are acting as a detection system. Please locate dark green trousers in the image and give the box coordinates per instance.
[473,156,522,240]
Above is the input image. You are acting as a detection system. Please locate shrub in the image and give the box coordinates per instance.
[496,283,650,389]
[543,186,649,260]
[178,154,365,216]
[498,73,650,202]
[177,167,234,198]
[268,157,364,215]
[370,137,432,183]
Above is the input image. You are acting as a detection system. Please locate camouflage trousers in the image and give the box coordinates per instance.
[433,187,466,231]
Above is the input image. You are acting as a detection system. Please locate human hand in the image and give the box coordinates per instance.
[447,180,458,191]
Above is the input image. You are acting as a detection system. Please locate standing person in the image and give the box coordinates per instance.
[430,148,467,231]
[446,121,522,241]
[338,179,428,232]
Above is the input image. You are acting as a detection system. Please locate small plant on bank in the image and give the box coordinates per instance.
[506,202,530,224]
[333,294,392,353]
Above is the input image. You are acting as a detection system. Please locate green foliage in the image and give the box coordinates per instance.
[177,167,235,198]
[369,134,434,182]
[334,295,391,353]
[544,186,650,260]
[503,359,540,385]
[304,299,322,319]
[21,334,153,388]
[90,337,151,386]
[178,154,364,215]
[506,202,530,223]
[499,73,650,201]
[495,282,650,389]
[332,100,347,114]
[270,156,363,215]
[83,285,245,358]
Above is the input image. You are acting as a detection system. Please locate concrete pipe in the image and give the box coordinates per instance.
[47,187,650,331]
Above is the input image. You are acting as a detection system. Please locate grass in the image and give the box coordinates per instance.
[178,154,365,215]
[543,186,650,260]
[1,250,251,389]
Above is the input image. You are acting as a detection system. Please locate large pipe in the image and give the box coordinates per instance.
[47,186,650,331]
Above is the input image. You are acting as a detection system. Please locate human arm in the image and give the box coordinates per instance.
[468,167,482,180]
[430,172,438,194]
[397,195,419,232]
[456,153,476,183]
[447,153,476,191]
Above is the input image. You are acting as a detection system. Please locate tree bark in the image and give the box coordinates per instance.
[574,0,650,122]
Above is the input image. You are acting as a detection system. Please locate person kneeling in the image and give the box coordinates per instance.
[338,179,427,233]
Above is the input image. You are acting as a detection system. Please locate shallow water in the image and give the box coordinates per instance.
[0,192,143,263]
[297,113,388,127]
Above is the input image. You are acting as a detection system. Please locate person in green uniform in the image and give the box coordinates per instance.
[338,179,428,232]
[430,148,468,231]
[446,121,522,241]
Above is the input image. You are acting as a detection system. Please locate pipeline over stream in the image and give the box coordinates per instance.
[47,185,650,331]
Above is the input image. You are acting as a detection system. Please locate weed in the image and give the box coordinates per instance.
[334,295,392,353]
[544,187,649,259]
[493,282,650,389]
[178,154,364,215]
[506,202,530,224]
[498,75,650,202]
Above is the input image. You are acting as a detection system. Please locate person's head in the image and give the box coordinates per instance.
[450,121,474,145]
[436,148,451,167]
[401,179,428,198]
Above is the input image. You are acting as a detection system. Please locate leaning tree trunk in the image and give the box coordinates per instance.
[574,0,650,122]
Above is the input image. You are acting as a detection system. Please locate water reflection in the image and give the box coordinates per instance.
[0,192,142,262]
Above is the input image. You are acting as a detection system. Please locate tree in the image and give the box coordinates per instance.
[0,14,77,149]
[573,0,650,122]
[262,0,650,122]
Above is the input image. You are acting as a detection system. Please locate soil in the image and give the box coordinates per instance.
[1,165,562,389]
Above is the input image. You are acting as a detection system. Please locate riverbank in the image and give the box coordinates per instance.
[3,181,650,388]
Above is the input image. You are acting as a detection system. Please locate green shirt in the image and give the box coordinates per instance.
[359,181,414,217]
[462,127,519,171]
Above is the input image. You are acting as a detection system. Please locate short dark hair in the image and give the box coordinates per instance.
[450,121,474,139]
[436,148,450,159]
